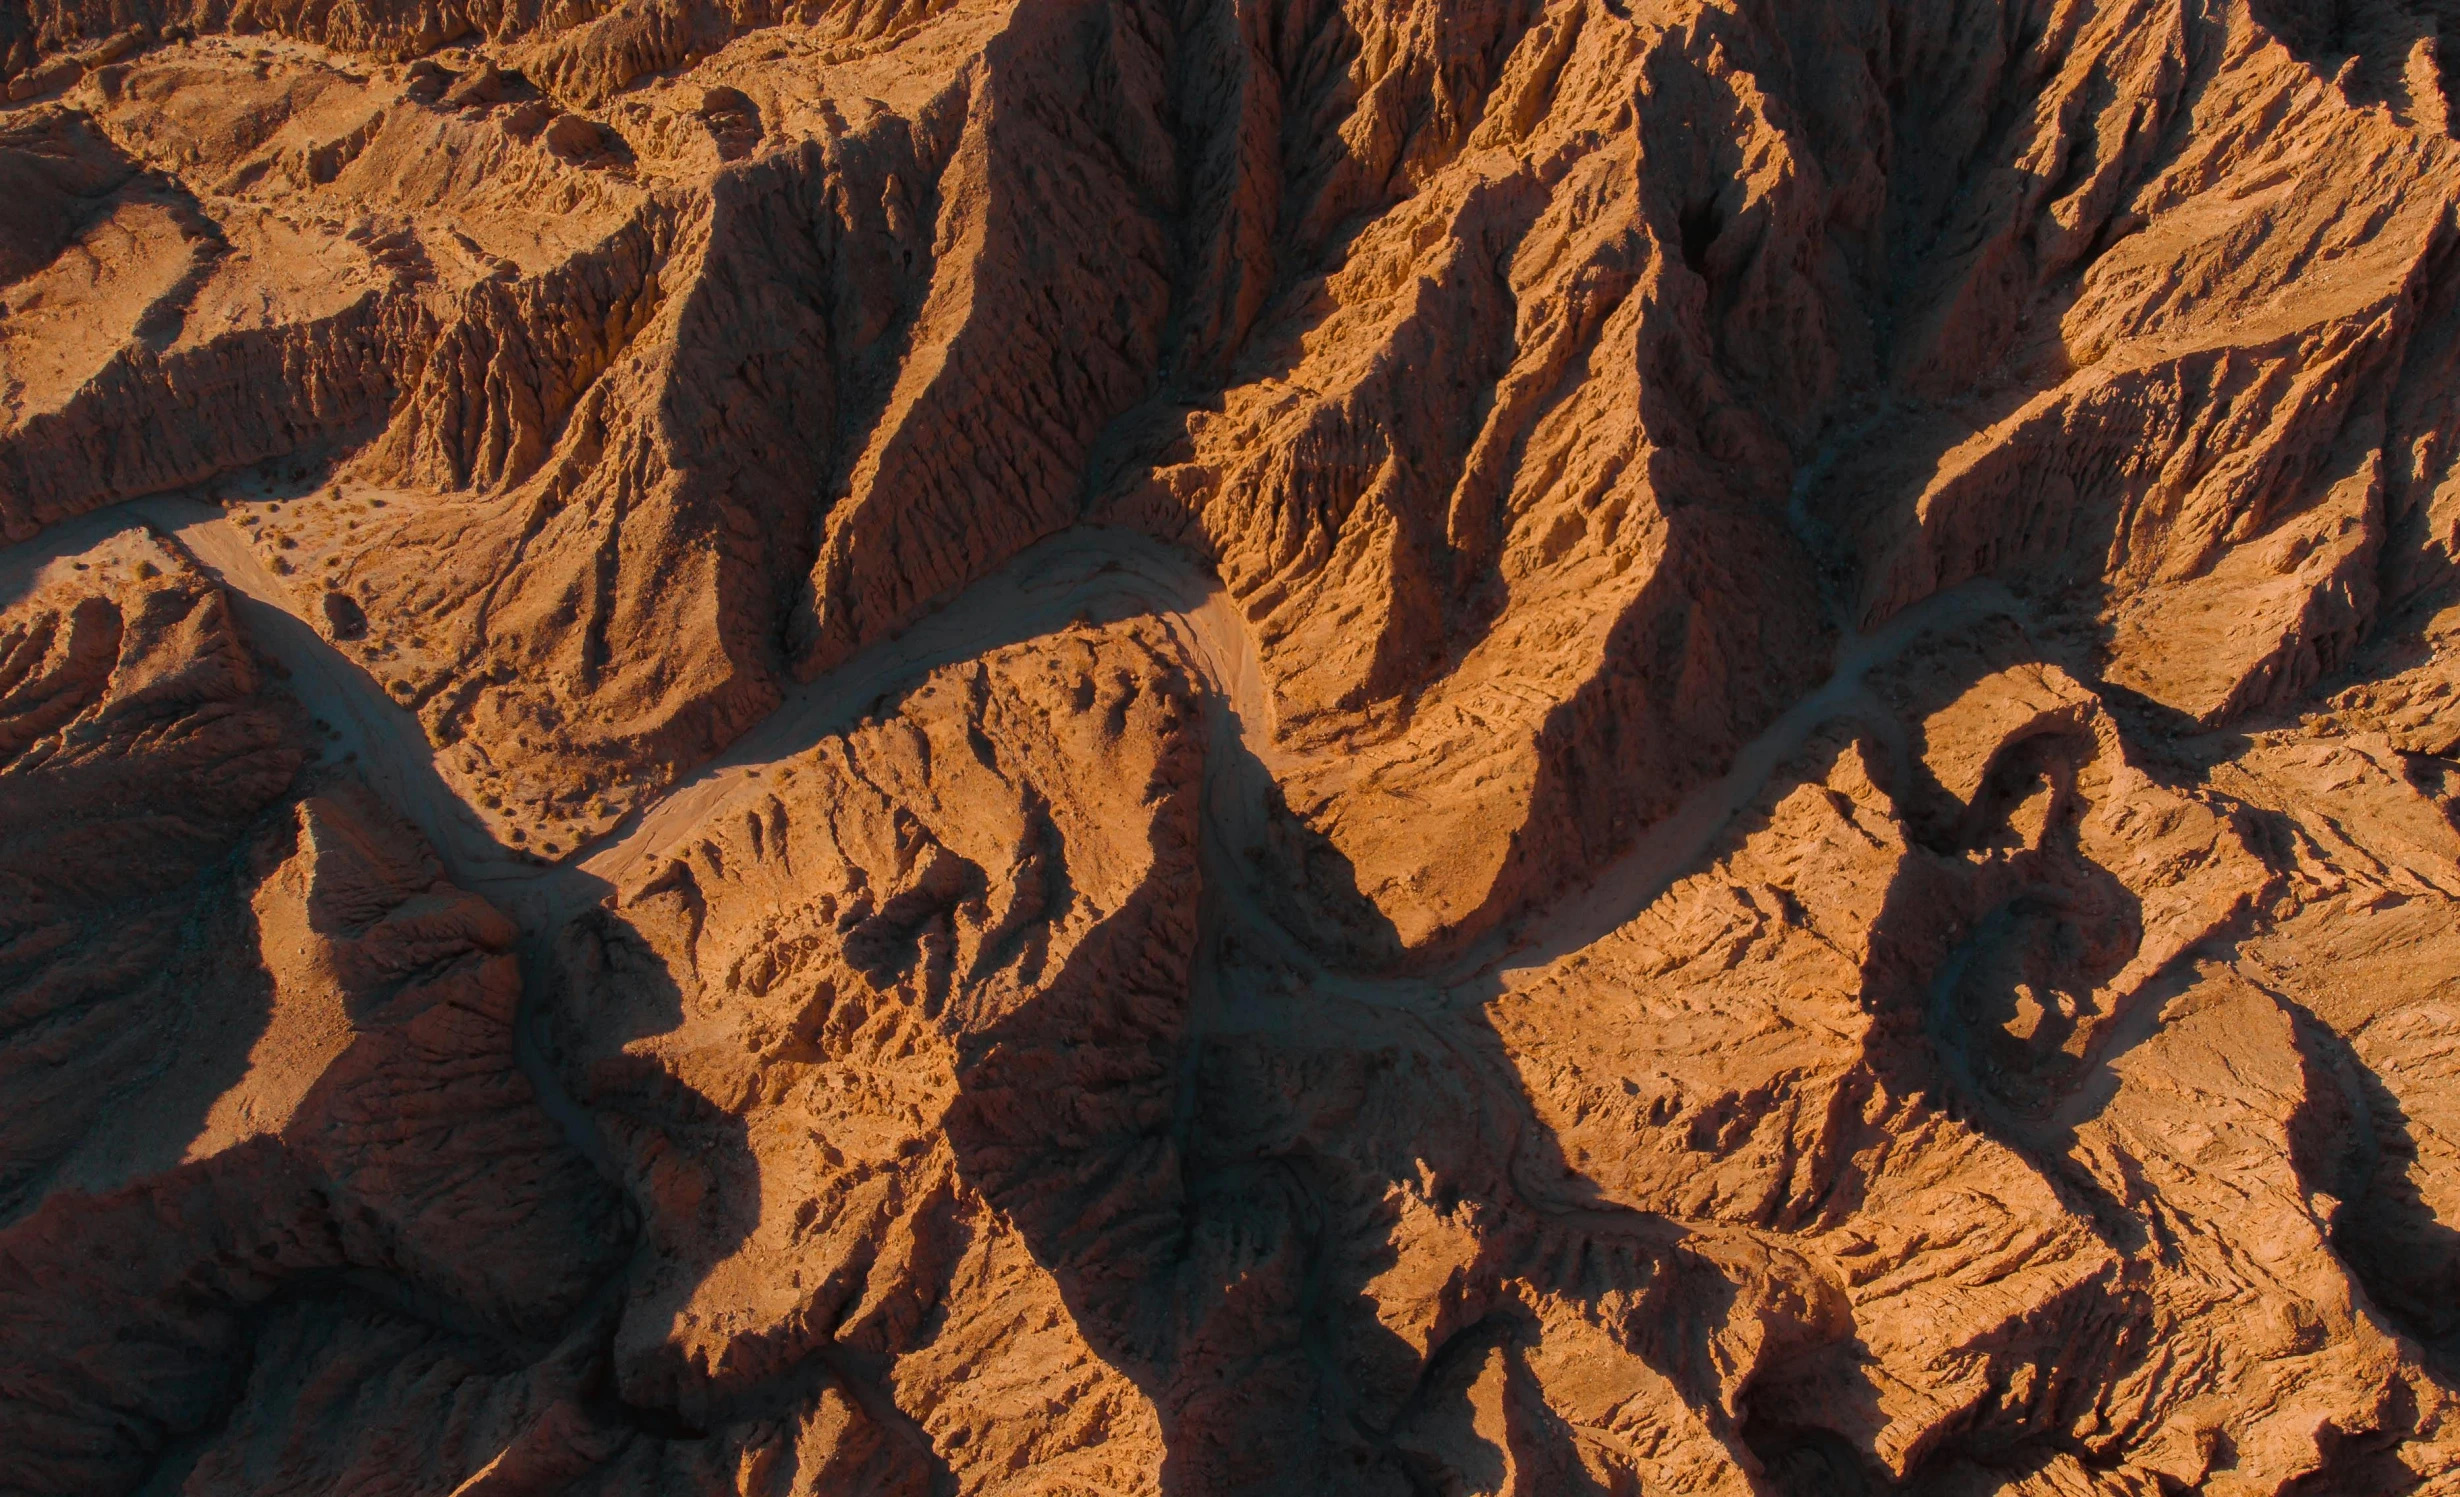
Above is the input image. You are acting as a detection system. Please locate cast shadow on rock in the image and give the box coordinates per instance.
[2278,989,2460,1361]
[545,882,960,1491]
[934,692,1794,1494]
[2244,0,2460,118]
[0,890,626,1491]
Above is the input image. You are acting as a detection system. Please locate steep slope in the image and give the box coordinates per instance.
[0,539,623,1494]
[7,0,2460,1492]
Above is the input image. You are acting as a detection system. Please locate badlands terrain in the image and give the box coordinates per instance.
[5,0,2460,1490]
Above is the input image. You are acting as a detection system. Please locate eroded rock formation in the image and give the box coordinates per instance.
[8,0,2460,1491]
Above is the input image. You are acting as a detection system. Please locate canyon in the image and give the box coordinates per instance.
[5,0,2460,1491]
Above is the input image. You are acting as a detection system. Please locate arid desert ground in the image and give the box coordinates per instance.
[8,0,2460,1491]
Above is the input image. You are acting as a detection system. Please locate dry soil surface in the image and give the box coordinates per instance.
[10,0,2460,1493]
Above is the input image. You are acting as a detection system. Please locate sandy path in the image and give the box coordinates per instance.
[0,496,2024,1175]
[0,495,2026,985]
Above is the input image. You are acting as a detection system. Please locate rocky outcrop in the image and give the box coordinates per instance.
[11,0,2460,1491]
[0,530,303,1222]
[0,540,622,1493]
[545,621,1198,1490]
